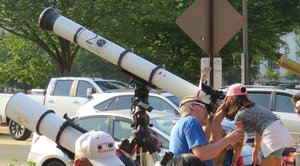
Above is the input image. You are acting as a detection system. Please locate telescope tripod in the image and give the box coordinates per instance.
[119,84,161,166]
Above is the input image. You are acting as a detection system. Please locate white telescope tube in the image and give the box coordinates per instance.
[38,7,211,104]
[5,93,84,153]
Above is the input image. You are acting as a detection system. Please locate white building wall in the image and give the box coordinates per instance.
[279,32,299,75]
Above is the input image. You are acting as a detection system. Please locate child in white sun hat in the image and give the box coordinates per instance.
[74,130,125,166]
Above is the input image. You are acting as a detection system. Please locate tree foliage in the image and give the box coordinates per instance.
[295,28,300,57]
[0,34,56,90]
[223,0,300,83]
[0,0,299,90]
[285,71,300,80]
[0,0,93,76]
[71,49,131,83]
[265,68,279,82]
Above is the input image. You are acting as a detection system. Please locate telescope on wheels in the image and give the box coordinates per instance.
[6,7,225,166]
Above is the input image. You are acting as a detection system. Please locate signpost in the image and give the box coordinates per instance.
[176,0,243,87]
[201,58,222,89]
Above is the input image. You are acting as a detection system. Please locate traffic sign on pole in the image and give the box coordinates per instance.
[176,0,243,56]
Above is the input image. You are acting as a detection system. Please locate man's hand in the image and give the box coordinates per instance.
[225,129,245,144]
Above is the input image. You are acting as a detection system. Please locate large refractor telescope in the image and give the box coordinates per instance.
[5,7,225,162]
[5,93,87,155]
[38,7,214,104]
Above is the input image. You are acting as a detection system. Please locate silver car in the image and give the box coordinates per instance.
[27,109,254,166]
[76,89,180,116]
[27,110,178,166]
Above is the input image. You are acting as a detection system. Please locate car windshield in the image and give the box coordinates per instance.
[166,95,180,107]
[95,81,130,92]
[94,95,179,114]
[151,116,179,135]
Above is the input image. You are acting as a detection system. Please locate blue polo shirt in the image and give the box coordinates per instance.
[169,116,214,166]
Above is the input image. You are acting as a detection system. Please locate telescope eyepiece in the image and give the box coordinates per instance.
[39,7,60,31]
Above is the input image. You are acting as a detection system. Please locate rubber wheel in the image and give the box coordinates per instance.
[8,120,32,141]
[44,160,66,166]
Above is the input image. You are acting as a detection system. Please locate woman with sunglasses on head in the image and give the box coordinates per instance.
[215,83,294,166]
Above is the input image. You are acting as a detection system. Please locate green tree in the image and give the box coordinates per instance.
[295,28,300,57]
[71,49,131,82]
[285,71,300,80]
[222,0,300,84]
[0,0,300,87]
[265,68,280,83]
[0,34,56,90]
[0,0,100,76]
[88,1,205,83]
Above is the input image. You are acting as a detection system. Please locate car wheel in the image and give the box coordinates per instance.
[43,159,66,166]
[8,120,32,141]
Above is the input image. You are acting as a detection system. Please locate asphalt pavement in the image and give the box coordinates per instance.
[0,126,32,165]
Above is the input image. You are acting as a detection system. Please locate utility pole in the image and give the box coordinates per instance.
[209,0,214,87]
[243,0,250,85]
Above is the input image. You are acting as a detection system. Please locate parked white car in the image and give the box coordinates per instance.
[27,110,254,166]
[2,77,131,141]
[27,110,177,166]
[76,89,180,116]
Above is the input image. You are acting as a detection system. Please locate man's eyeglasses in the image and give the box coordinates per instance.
[191,102,205,108]
[191,102,208,112]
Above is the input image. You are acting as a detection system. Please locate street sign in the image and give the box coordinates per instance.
[176,0,243,56]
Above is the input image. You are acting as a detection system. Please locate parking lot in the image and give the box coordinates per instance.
[0,126,31,165]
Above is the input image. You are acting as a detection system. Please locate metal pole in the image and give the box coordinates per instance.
[243,0,250,84]
[209,0,214,87]
[241,53,245,83]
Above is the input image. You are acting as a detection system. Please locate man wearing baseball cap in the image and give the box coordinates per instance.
[73,130,125,166]
[169,95,245,166]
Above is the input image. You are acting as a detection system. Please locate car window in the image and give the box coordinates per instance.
[151,117,177,135]
[112,118,170,149]
[274,93,294,113]
[79,117,109,132]
[149,96,175,113]
[113,120,132,141]
[151,116,179,150]
[248,92,270,109]
[151,129,169,149]
[94,81,129,92]
[95,98,118,111]
[116,96,133,110]
[76,80,97,97]
[53,80,72,96]
[95,95,177,113]
[166,96,180,107]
